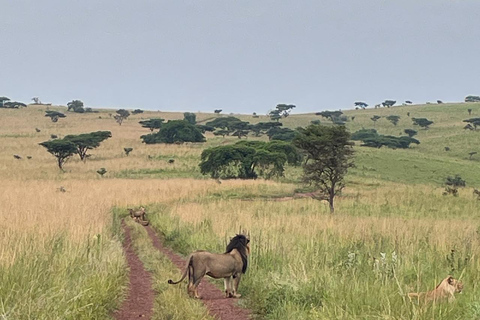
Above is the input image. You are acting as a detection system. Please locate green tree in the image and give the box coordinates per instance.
[124,147,133,156]
[45,111,66,122]
[382,100,396,107]
[361,135,419,149]
[371,115,381,127]
[0,97,10,107]
[268,109,282,122]
[267,127,296,141]
[3,101,27,108]
[67,100,85,113]
[354,101,368,109]
[465,96,480,103]
[293,125,354,213]
[463,118,480,130]
[132,109,144,114]
[412,117,434,129]
[386,115,400,126]
[63,131,112,161]
[139,118,165,131]
[351,129,378,141]
[214,109,222,114]
[114,109,130,125]
[184,112,197,125]
[141,120,205,144]
[315,111,343,121]
[213,129,230,137]
[39,139,77,170]
[199,140,299,179]
[404,129,417,137]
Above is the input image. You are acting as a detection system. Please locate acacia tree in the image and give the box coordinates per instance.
[64,131,112,161]
[45,110,66,122]
[386,115,400,126]
[412,117,434,129]
[67,100,85,113]
[39,139,77,170]
[371,115,381,127]
[184,112,197,125]
[404,129,417,137]
[114,109,130,125]
[0,97,10,107]
[294,125,354,213]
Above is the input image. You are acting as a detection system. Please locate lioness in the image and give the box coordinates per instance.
[408,275,463,303]
[168,234,250,299]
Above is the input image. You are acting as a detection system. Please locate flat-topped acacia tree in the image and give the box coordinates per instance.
[39,139,77,170]
[63,131,112,161]
[45,110,66,122]
[139,118,165,131]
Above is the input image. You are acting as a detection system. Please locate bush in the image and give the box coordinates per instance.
[141,120,205,144]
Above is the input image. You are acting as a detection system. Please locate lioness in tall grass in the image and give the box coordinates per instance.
[168,234,250,299]
[408,275,463,303]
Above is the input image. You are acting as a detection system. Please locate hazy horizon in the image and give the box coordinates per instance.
[1,1,479,114]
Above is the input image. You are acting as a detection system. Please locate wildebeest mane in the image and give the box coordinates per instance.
[225,234,249,273]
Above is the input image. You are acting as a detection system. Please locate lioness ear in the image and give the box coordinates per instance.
[447,276,454,284]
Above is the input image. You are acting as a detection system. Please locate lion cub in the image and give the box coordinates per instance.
[408,275,463,303]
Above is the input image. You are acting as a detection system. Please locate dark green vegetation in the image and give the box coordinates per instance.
[64,131,112,161]
[141,120,206,144]
[200,140,301,179]
[45,110,66,122]
[139,118,165,131]
[39,139,77,170]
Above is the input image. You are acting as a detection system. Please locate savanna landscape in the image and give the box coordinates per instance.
[1,100,480,320]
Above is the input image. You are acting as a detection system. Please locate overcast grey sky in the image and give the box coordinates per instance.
[1,1,479,114]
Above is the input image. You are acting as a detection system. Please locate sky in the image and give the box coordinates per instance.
[1,1,480,114]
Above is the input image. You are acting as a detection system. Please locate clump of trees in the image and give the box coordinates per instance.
[266,127,297,141]
[45,111,66,122]
[465,96,480,103]
[206,116,252,138]
[199,140,301,179]
[351,129,419,149]
[0,97,27,108]
[184,112,196,125]
[294,125,354,213]
[141,120,205,144]
[63,131,112,161]
[214,109,222,114]
[132,109,143,114]
[382,100,396,108]
[39,131,111,169]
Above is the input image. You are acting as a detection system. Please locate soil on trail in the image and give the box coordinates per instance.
[114,222,154,320]
[145,226,251,320]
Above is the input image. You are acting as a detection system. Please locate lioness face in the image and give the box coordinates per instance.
[449,278,463,293]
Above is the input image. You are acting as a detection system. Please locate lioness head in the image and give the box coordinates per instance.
[446,276,463,294]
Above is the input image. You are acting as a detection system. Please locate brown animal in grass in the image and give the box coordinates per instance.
[408,276,463,303]
[127,207,148,225]
[168,234,250,299]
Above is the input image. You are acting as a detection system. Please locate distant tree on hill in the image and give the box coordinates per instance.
[39,139,77,170]
[0,97,10,107]
[463,118,480,130]
[371,115,381,126]
[276,104,296,117]
[252,112,259,118]
[64,131,112,161]
[183,112,197,125]
[67,100,85,113]
[3,101,27,108]
[354,101,368,109]
[465,95,480,103]
[132,109,144,114]
[45,110,66,122]
[437,100,443,104]
[405,100,413,104]
[32,97,41,104]
[404,129,417,137]
[139,118,164,131]
[124,147,133,156]
[468,109,472,115]
[294,125,354,214]
[382,100,396,108]
[114,109,130,125]
[386,115,400,126]
[412,117,433,129]
[141,120,205,144]
[316,111,343,121]
[206,116,248,136]
[214,109,222,114]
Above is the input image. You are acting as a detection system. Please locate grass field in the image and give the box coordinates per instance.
[1,102,480,319]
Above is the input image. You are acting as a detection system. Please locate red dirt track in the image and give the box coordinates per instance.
[114,222,154,320]
[114,221,251,320]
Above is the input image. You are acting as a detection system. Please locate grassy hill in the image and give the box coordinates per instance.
[1,102,480,319]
